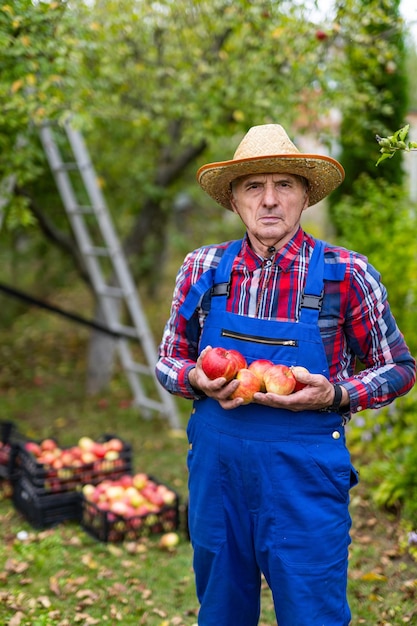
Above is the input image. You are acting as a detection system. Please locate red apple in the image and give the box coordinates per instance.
[132,473,148,490]
[248,359,274,391]
[37,451,57,466]
[229,368,262,404]
[80,451,97,465]
[156,484,176,506]
[69,446,83,460]
[227,349,247,371]
[315,29,328,41]
[119,474,133,488]
[104,438,124,453]
[40,438,58,452]
[263,364,296,395]
[290,366,310,392]
[60,450,74,467]
[25,441,42,457]
[110,500,130,516]
[91,442,107,458]
[201,347,245,381]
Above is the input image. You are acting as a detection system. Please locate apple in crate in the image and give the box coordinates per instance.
[201,347,246,381]
[229,368,262,404]
[82,475,177,520]
[263,364,296,395]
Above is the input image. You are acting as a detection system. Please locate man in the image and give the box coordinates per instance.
[155,124,416,626]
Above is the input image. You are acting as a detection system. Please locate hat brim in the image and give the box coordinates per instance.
[197,154,345,210]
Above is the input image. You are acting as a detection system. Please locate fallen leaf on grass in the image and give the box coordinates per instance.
[107,544,123,557]
[37,595,51,608]
[76,589,99,599]
[5,559,29,574]
[108,582,129,599]
[8,611,24,626]
[361,571,388,582]
[49,575,61,596]
[73,613,100,624]
[401,579,417,597]
[109,604,123,620]
[81,553,98,569]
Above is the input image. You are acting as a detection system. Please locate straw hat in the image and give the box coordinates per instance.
[197,124,345,210]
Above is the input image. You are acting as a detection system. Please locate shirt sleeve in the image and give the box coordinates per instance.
[338,255,416,414]
[155,247,216,399]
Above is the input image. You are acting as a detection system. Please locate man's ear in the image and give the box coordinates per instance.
[229,191,239,214]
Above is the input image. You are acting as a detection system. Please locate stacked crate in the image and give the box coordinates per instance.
[80,473,180,543]
[12,434,132,529]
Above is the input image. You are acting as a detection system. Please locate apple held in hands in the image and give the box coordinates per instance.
[248,359,274,392]
[263,364,296,396]
[201,347,246,381]
[229,368,262,404]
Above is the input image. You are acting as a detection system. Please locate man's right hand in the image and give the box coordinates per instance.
[188,346,245,410]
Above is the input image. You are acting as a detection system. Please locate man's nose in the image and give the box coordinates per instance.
[262,184,278,206]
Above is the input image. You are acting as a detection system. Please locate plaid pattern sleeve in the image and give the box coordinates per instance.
[155,241,232,399]
[320,247,416,414]
[155,231,416,412]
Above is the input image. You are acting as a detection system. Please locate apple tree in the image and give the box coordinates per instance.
[329,0,409,204]
[1,0,352,392]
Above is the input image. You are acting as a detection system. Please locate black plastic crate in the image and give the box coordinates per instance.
[80,475,180,543]
[0,421,27,480]
[12,474,81,529]
[0,443,12,479]
[12,434,132,495]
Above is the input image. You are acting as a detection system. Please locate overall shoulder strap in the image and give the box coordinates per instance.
[299,240,325,324]
[299,239,347,323]
[179,239,243,321]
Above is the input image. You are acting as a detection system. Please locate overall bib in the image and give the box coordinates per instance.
[182,240,358,626]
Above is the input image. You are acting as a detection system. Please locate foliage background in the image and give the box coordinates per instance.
[0,6,417,621]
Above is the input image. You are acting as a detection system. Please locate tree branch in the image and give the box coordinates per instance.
[17,186,91,286]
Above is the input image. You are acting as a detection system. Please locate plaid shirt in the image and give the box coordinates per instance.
[156,227,416,417]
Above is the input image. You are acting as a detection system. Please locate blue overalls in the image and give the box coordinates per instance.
[181,239,358,626]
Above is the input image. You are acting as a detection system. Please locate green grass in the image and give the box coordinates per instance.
[1,307,417,625]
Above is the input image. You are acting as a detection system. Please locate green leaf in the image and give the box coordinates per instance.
[397,124,409,143]
[376,151,395,166]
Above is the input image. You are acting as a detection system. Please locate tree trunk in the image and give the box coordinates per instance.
[85,300,119,395]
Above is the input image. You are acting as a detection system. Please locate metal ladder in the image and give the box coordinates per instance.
[39,120,181,430]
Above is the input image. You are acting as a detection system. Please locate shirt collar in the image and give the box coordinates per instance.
[240,227,305,272]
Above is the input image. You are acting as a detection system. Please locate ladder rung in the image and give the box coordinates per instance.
[53,162,79,172]
[125,361,152,375]
[133,396,169,413]
[83,246,111,257]
[96,286,125,298]
[112,324,140,339]
[67,205,95,215]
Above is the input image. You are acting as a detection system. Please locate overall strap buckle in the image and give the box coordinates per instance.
[211,282,230,297]
[301,291,324,311]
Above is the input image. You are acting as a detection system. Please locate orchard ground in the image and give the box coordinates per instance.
[0,308,416,624]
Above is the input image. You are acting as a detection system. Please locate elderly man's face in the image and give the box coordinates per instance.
[230,173,309,256]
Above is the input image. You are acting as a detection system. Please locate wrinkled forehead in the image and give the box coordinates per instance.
[231,172,309,189]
